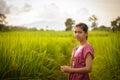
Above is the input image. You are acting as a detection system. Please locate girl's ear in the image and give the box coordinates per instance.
[85,32,88,40]
[86,32,88,36]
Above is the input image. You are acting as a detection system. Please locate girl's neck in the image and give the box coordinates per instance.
[79,39,87,46]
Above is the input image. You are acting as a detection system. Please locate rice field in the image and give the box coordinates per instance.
[0,31,120,80]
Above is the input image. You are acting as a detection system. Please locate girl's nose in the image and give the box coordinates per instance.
[76,32,79,36]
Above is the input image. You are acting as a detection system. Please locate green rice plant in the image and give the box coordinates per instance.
[0,31,120,80]
[89,31,120,80]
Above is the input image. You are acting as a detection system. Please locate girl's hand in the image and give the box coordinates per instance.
[60,66,71,73]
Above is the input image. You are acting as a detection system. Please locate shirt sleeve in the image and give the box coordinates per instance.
[83,45,94,60]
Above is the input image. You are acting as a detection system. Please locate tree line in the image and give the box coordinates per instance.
[65,15,120,31]
[0,13,120,31]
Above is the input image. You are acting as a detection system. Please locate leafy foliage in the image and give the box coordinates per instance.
[88,14,98,29]
[0,13,8,31]
[65,18,75,31]
[92,25,112,31]
[111,16,120,31]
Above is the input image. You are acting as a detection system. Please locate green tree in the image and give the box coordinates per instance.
[29,27,37,31]
[92,25,111,31]
[0,13,8,31]
[111,16,120,31]
[65,18,75,31]
[88,14,98,29]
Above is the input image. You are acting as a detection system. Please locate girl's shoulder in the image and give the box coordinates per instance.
[83,43,94,53]
[73,46,79,51]
[84,43,93,49]
[83,43,94,59]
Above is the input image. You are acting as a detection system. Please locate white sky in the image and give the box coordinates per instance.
[1,0,120,30]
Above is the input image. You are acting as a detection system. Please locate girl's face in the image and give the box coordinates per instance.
[74,27,88,42]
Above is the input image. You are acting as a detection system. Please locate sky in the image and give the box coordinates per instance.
[0,0,120,30]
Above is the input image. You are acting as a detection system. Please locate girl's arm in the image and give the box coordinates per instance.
[61,53,92,73]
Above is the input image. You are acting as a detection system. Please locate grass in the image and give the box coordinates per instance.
[0,31,120,80]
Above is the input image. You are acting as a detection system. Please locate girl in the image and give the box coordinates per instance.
[61,23,94,80]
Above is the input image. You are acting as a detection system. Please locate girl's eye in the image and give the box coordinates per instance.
[74,31,77,33]
[78,31,81,33]
[74,31,82,34]
[78,31,82,33]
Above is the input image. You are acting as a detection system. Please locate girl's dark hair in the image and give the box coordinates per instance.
[75,23,88,40]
